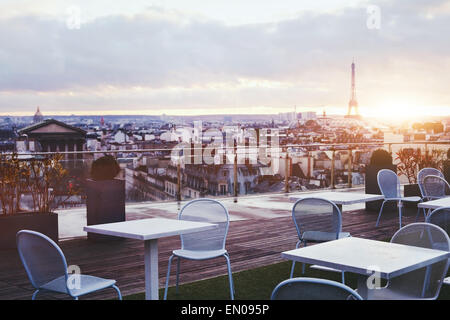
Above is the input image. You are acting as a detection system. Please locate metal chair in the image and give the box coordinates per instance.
[16,230,122,300]
[376,169,422,228]
[367,223,450,300]
[417,168,444,219]
[426,207,450,285]
[163,198,234,300]
[422,175,450,201]
[290,197,350,283]
[418,168,444,200]
[271,277,363,300]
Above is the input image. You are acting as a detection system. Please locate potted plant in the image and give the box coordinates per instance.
[0,153,69,249]
[85,155,125,240]
[365,149,397,212]
[396,147,445,209]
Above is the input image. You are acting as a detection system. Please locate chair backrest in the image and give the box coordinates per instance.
[292,197,342,240]
[16,230,68,291]
[422,175,450,201]
[271,277,363,300]
[377,169,400,199]
[426,207,450,238]
[418,168,444,198]
[390,223,450,299]
[179,198,229,251]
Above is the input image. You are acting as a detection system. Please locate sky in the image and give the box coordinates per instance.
[0,0,449,118]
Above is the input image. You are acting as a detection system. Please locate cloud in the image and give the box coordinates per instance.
[0,0,449,114]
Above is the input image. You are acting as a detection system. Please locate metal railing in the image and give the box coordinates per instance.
[4,140,450,207]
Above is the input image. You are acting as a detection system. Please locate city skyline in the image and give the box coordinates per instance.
[1,0,450,119]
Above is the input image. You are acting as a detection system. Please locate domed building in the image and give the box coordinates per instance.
[33,106,44,123]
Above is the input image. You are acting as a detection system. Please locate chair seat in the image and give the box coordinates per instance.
[302,231,351,242]
[401,196,422,202]
[40,275,116,297]
[385,196,421,202]
[173,249,227,260]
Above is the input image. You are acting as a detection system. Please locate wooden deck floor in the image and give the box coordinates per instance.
[0,205,422,300]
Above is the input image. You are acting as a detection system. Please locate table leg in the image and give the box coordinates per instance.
[144,239,159,300]
[357,274,369,300]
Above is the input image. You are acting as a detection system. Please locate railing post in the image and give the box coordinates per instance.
[234,142,238,203]
[348,148,352,188]
[307,151,311,178]
[388,143,392,155]
[177,161,181,204]
[285,149,290,194]
[331,148,336,189]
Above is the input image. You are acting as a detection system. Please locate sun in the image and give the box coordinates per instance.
[361,99,450,121]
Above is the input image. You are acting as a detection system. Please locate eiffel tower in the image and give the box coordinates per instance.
[345,60,361,119]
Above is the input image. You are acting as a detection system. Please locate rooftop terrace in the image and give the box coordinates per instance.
[0,189,422,300]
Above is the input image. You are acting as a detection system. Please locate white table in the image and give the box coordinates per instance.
[84,218,217,300]
[418,197,450,210]
[289,191,384,211]
[282,237,449,299]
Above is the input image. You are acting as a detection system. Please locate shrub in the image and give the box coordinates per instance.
[396,147,445,184]
[0,153,70,214]
[369,149,393,166]
[90,155,121,181]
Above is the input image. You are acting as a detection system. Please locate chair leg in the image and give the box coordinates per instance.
[289,240,302,278]
[301,241,308,275]
[224,254,234,300]
[398,201,403,228]
[415,202,421,222]
[341,272,345,284]
[176,257,181,294]
[31,289,40,300]
[375,200,386,227]
[164,254,175,300]
[112,285,122,300]
[290,261,296,279]
[416,199,426,222]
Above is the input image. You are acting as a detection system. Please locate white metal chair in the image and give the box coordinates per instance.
[426,207,450,285]
[376,169,422,228]
[16,230,122,300]
[163,198,234,300]
[422,175,450,201]
[367,223,450,300]
[418,168,444,201]
[416,168,444,219]
[290,197,350,283]
[271,277,363,300]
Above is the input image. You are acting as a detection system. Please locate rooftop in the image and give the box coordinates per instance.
[0,189,421,300]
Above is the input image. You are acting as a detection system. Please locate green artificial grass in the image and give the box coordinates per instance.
[124,260,450,300]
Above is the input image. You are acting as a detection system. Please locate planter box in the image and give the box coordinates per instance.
[404,183,421,209]
[86,179,125,240]
[0,212,58,249]
[365,164,397,212]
